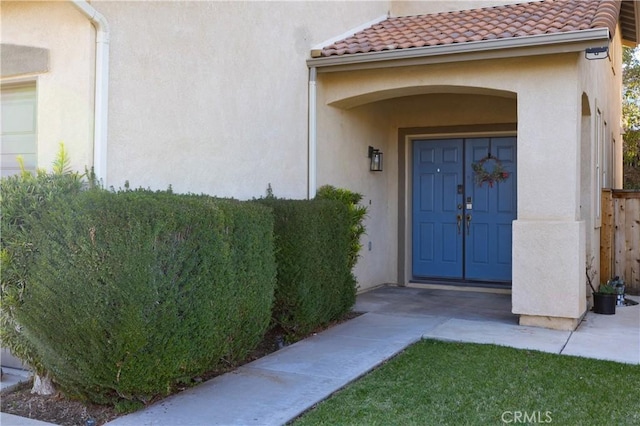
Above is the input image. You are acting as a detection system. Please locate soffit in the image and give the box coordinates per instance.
[620,1,639,46]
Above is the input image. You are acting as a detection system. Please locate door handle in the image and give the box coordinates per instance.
[466,214,472,235]
[456,214,462,234]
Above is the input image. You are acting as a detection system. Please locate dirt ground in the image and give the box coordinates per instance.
[0,313,360,426]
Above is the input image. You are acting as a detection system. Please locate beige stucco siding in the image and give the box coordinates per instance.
[2,0,389,197]
[390,0,524,16]
[1,1,95,173]
[575,25,625,289]
[93,0,388,198]
[513,220,586,324]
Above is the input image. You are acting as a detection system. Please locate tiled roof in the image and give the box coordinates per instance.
[316,0,621,58]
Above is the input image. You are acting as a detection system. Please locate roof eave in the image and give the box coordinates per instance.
[620,0,639,47]
[307,28,611,72]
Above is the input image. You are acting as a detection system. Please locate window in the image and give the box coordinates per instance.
[1,83,37,177]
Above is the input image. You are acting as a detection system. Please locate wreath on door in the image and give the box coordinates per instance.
[472,155,510,187]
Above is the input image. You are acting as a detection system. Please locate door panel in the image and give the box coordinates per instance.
[464,137,517,281]
[412,139,463,279]
[412,137,516,282]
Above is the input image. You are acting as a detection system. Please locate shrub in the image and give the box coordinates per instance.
[315,185,367,271]
[183,195,277,358]
[11,189,276,405]
[1,152,85,378]
[262,198,354,338]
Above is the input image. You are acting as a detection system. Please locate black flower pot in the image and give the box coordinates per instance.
[593,293,616,315]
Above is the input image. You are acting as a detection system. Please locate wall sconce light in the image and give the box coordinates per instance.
[585,46,609,60]
[368,146,383,172]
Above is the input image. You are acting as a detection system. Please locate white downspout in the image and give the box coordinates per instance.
[71,0,109,186]
[308,67,317,199]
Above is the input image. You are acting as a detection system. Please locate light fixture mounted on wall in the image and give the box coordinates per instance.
[585,46,609,60]
[368,146,383,172]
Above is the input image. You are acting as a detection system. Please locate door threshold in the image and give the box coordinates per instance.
[407,280,512,295]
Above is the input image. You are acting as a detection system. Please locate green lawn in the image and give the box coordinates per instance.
[294,340,640,425]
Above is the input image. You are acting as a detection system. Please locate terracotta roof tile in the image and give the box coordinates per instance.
[317,0,621,58]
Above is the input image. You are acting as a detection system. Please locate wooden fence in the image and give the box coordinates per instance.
[601,190,640,295]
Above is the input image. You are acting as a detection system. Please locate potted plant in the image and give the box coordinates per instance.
[586,259,616,315]
[591,281,617,315]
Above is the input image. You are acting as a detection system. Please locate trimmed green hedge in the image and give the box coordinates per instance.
[315,185,367,271]
[262,199,355,337]
[13,190,276,405]
[3,166,363,406]
[0,169,85,376]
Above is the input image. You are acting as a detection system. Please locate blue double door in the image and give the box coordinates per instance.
[412,137,517,282]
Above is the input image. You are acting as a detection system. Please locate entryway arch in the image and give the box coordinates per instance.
[344,85,518,288]
[326,84,517,110]
[316,78,520,287]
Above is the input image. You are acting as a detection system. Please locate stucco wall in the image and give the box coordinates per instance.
[92,0,389,198]
[390,0,524,17]
[576,26,625,289]
[1,1,95,173]
[2,0,389,198]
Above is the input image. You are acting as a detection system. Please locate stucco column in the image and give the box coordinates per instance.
[512,83,587,331]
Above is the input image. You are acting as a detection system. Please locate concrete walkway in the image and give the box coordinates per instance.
[2,286,638,426]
